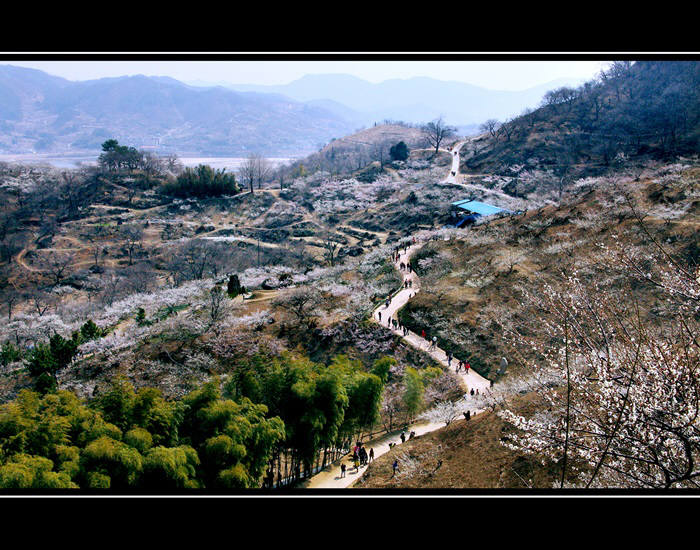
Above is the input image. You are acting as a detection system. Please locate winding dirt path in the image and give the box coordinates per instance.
[304,239,490,489]
[441,140,467,184]
[301,137,496,489]
[15,245,40,272]
[374,242,491,393]
[299,419,444,489]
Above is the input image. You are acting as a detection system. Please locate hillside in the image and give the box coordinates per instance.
[354,393,562,489]
[0,60,698,491]
[0,65,355,157]
[276,123,454,182]
[460,61,700,198]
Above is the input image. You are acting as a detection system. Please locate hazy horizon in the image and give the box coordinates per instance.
[2,60,608,91]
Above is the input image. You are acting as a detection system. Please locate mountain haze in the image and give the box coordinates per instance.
[0,65,589,159]
[210,74,587,126]
[0,65,356,157]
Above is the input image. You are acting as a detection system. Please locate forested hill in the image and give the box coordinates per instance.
[464,61,700,179]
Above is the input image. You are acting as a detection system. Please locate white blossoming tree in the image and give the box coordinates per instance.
[498,234,700,488]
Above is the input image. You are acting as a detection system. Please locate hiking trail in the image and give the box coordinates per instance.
[303,140,492,489]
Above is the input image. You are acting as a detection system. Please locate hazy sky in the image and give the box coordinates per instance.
[5,60,609,90]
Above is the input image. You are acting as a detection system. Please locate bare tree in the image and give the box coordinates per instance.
[255,156,272,191]
[204,286,227,334]
[421,116,457,155]
[91,244,102,268]
[120,224,144,266]
[1,280,20,321]
[238,155,257,194]
[42,251,75,287]
[164,154,184,175]
[321,233,340,267]
[370,140,392,168]
[480,119,501,139]
[166,239,231,285]
[498,118,517,142]
[58,171,83,219]
[272,286,322,328]
[27,289,57,317]
[238,154,271,193]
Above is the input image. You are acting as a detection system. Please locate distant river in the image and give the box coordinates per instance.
[0,154,296,170]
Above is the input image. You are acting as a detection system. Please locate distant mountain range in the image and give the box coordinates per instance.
[0,65,355,158]
[0,65,585,158]
[189,74,587,128]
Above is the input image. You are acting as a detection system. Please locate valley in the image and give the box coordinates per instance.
[0,59,698,491]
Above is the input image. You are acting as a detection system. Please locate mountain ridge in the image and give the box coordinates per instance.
[200,73,587,126]
[0,65,356,157]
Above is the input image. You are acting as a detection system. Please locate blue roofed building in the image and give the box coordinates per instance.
[450,199,512,227]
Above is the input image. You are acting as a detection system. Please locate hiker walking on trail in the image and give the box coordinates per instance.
[368,448,374,463]
[465,362,470,374]
[421,329,426,339]
[470,388,474,396]
[400,432,406,444]
[429,336,437,351]
[378,311,382,322]
[385,299,390,308]
[354,456,360,472]
[340,463,346,478]
[392,460,399,477]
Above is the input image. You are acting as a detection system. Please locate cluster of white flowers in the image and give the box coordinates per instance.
[542,241,580,256]
[1,313,77,348]
[648,202,692,220]
[419,395,470,425]
[570,210,605,230]
[222,309,272,331]
[497,255,700,488]
[98,278,214,327]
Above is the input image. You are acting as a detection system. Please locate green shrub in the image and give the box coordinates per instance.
[390,141,409,161]
[161,165,239,198]
[1,341,22,366]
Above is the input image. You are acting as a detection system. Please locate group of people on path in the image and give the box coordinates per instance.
[428,335,437,351]
[378,234,494,402]
[455,359,471,374]
[341,442,374,478]
[378,305,408,336]
[419,329,438,353]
